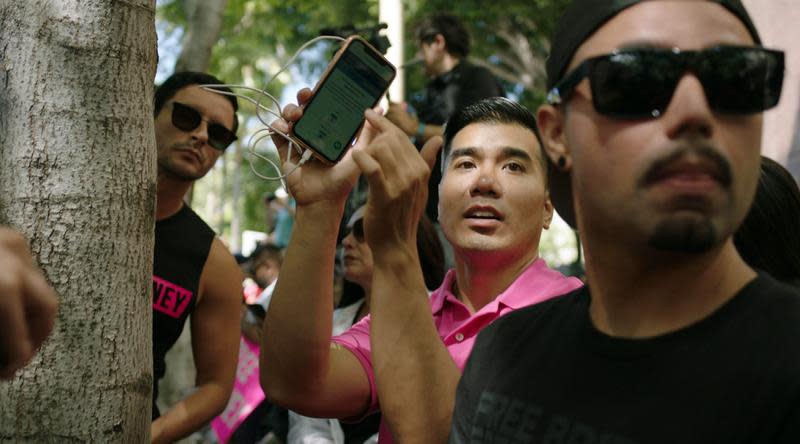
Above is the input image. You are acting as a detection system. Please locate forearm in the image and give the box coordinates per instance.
[151,383,230,444]
[370,248,460,444]
[261,201,344,400]
[241,319,262,344]
[417,123,444,143]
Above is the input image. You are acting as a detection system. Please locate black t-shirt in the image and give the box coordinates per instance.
[449,274,800,444]
[152,204,215,418]
[412,61,505,222]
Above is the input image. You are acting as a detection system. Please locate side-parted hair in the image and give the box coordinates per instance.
[415,13,470,58]
[734,156,800,287]
[154,71,239,134]
[441,97,548,186]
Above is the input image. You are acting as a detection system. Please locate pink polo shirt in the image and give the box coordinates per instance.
[330,258,583,442]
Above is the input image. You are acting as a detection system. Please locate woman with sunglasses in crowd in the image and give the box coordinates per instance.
[287,203,445,444]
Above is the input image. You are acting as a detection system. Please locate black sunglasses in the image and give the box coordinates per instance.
[547,45,784,120]
[171,102,237,150]
[345,218,365,242]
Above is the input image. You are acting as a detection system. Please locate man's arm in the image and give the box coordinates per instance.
[385,102,443,143]
[259,92,374,419]
[151,238,242,444]
[0,227,58,379]
[352,110,457,443]
[261,201,372,418]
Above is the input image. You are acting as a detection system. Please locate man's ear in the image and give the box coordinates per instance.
[433,34,447,52]
[537,104,572,172]
[542,190,554,230]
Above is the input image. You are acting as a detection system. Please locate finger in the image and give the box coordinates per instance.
[363,108,394,133]
[353,119,379,152]
[419,136,444,170]
[22,269,58,351]
[0,268,33,379]
[296,88,313,106]
[0,228,33,264]
[269,119,292,164]
[281,103,303,123]
[351,149,388,199]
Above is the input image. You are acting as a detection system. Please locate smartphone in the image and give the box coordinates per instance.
[291,35,397,164]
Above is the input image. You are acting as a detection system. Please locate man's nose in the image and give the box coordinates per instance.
[190,120,210,145]
[662,74,715,140]
[470,169,500,196]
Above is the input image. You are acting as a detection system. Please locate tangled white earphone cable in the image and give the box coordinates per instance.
[198,35,346,192]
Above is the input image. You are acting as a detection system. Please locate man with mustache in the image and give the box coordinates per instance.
[261,97,582,443]
[449,1,800,443]
[150,72,243,444]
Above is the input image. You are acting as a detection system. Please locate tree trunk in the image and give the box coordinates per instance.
[0,1,157,442]
[173,0,228,72]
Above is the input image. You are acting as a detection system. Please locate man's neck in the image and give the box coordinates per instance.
[452,249,539,313]
[583,237,756,339]
[433,54,461,77]
[156,173,193,221]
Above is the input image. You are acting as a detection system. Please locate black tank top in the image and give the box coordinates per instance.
[152,205,215,418]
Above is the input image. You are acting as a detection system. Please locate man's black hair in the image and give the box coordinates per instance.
[441,97,549,185]
[415,13,470,58]
[154,71,239,133]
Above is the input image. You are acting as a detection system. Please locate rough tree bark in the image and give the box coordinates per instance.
[0,1,157,442]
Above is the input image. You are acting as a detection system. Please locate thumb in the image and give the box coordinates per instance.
[419,136,443,170]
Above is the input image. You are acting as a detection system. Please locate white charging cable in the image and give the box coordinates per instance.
[199,35,346,191]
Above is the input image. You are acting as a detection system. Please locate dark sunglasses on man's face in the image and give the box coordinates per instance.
[547,45,785,120]
[171,102,237,151]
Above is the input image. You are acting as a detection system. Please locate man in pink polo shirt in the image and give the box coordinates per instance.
[261,96,582,443]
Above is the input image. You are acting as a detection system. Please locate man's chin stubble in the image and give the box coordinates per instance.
[647,216,718,253]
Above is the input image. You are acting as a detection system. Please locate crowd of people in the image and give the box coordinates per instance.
[3,1,800,443]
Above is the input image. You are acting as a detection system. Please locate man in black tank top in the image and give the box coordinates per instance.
[150,72,243,443]
[451,1,800,442]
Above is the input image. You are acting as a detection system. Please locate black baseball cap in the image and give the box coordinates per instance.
[545,0,762,228]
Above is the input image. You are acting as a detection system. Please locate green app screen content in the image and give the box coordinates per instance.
[294,41,394,161]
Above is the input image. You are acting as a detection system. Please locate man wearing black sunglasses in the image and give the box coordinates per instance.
[150,71,243,444]
[449,1,800,443]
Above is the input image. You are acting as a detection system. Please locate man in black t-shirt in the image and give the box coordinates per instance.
[386,13,504,226]
[450,1,800,443]
[150,72,243,443]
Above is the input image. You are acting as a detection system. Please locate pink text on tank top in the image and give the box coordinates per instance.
[152,276,193,318]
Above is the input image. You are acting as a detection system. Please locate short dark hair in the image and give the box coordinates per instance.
[154,71,239,134]
[250,243,284,270]
[441,97,548,185]
[734,156,800,286]
[415,13,470,58]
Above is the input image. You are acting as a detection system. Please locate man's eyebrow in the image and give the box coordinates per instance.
[616,39,676,51]
[500,147,533,162]
[448,146,533,161]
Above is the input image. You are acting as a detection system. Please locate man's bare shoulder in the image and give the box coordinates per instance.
[197,237,242,305]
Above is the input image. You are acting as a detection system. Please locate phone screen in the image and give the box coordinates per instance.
[294,39,396,162]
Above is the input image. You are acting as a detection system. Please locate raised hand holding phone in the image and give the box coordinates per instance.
[290,36,396,165]
[270,89,380,208]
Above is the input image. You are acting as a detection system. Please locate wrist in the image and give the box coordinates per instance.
[415,121,425,139]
